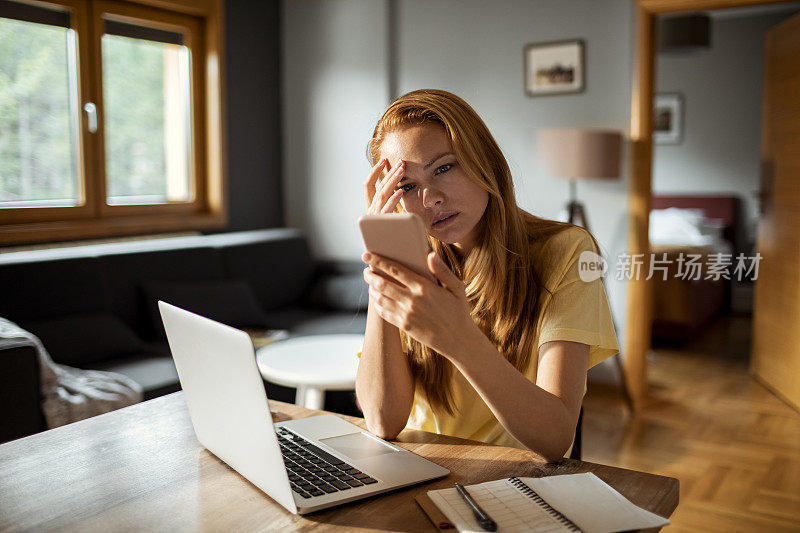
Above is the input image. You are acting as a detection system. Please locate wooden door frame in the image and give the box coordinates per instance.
[625,0,787,408]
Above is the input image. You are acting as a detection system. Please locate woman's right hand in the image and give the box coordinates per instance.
[364,158,406,214]
[358,164,416,440]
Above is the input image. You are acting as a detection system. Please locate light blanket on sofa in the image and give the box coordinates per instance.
[0,317,143,429]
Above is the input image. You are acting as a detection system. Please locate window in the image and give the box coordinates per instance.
[0,5,80,208]
[0,0,225,244]
[102,19,193,206]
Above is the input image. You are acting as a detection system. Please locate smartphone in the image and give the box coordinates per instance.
[358,213,433,281]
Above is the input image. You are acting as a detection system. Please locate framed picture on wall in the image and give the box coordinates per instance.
[654,93,684,144]
[523,39,585,96]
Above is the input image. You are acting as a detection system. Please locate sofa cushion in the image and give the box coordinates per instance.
[142,278,269,337]
[87,355,180,401]
[23,313,147,367]
[308,272,368,312]
[98,247,227,339]
[0,257,107,323]
[261,307,367,336]
[219,237,315,311]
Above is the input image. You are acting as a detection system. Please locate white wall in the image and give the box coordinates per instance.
[282,0,635,338]
[653,10,798,248]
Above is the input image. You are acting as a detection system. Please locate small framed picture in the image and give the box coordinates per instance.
[524,39,585,96]
[653,93,684,144]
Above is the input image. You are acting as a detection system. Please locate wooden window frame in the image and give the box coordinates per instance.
[0,0,226,245]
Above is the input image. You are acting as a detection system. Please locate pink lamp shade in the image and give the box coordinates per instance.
[537,129,622,180]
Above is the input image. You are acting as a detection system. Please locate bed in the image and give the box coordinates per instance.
[648,195,741,342]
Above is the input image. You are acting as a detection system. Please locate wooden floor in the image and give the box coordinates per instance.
[583,316,800,532]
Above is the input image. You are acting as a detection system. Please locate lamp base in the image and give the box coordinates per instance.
[563,196,634,413]
[566,200,590,231]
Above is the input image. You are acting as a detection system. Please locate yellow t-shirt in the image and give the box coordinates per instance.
[405,226,619,450]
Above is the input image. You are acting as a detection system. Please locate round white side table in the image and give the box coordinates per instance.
[255,334,364,410]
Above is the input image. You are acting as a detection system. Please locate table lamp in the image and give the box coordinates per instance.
[536,129,622,230]
[537,128,632,413]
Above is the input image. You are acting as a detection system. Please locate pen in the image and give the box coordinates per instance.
[455,483,497,532]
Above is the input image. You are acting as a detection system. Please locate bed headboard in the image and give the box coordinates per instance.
[651,195,741,252]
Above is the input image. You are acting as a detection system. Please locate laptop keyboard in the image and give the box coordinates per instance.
[276,427,378,499]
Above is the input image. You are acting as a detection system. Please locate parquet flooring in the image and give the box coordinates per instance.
[583,316,800,532]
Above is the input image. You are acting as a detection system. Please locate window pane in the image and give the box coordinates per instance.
[0,17,80,208]
[102,29,192,206]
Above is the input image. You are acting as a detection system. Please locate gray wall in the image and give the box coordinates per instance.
[281,0,390,258]
[653,10,798,247]
[282,0,635,336]
[224,0,283,231]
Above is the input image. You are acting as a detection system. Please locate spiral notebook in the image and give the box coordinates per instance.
[420,473,669,533]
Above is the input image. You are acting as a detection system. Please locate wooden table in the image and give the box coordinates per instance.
[0,393,678,531]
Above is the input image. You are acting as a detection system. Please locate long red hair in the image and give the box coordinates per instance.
[368,89,570,414]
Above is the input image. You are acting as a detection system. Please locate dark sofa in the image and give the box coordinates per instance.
[0,229,368,443]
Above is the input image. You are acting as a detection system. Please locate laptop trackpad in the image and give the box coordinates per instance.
[320,432,395,460]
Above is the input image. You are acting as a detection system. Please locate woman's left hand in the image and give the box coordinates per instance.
[362,251,476,359]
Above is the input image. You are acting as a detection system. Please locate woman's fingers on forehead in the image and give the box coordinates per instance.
[383,159,404,177]
[376,163,405,206]
[366,158,387,183]
[381,161,406,191]
[378,163,402,191]
[380,190,402,214]
[391,160,406,181]
[364,159,388,202]
[387,158,405,170]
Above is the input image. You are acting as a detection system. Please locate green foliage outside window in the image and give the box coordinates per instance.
[0,18,76,205]
[0,18,179,206]
[102,34,168,200]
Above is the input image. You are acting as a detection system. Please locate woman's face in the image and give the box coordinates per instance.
[378,123,489,254]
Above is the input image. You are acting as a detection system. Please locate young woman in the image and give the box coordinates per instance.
[355,89,618,462]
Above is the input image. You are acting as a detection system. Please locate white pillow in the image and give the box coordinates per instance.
[649,208,713,246]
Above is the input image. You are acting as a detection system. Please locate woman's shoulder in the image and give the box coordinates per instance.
[529,223,597,290]
[530,223,595,258]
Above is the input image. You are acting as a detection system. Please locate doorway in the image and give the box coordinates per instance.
[624,0,800,408]
[649,5,799,362]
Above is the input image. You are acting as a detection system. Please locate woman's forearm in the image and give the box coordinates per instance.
[447,330,586,462]
[355,301,415,439]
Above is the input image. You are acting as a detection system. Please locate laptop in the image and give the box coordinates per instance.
[158,301,449,514]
